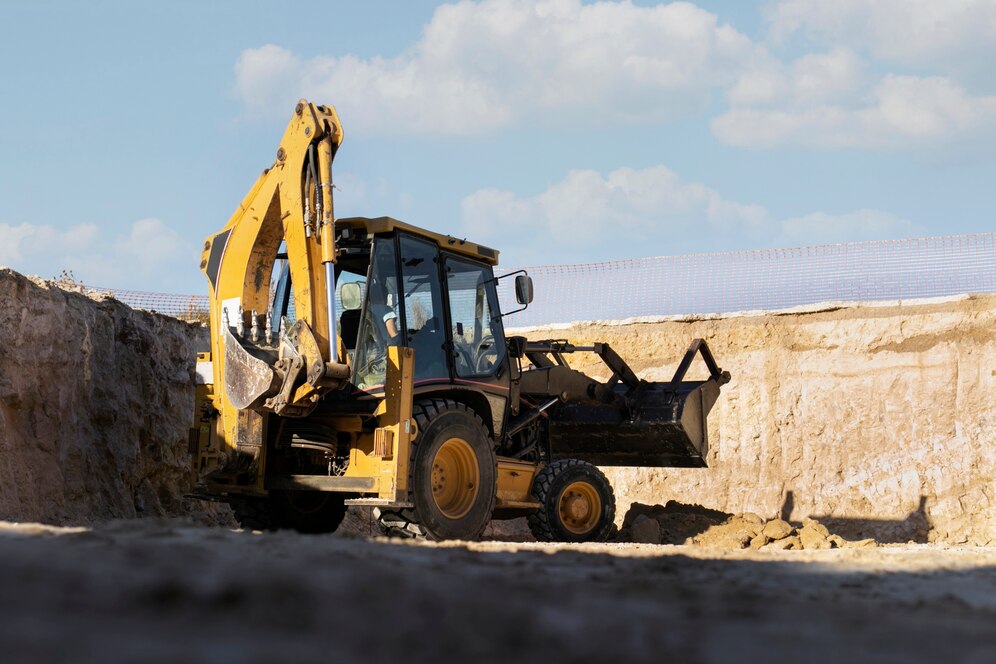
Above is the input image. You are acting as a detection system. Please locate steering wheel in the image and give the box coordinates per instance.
[451,340,475,375]
[473,335,498,373]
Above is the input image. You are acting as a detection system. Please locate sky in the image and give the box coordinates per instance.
[0,0,993,294]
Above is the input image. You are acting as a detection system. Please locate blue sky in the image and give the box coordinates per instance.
[1,0,993,294]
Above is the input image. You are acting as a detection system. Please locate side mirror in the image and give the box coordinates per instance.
[340,282,363,311]
[514,274,534,305]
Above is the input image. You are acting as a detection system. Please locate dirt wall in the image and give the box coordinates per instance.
[1,267,993,544]
[515,295,996,545]
[0,269,208,523]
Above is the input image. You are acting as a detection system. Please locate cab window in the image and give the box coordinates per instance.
[445,257,505,377]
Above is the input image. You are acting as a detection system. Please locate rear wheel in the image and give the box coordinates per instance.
[528,459,615,543]
[229,490,347,534]
[377,399,496,541]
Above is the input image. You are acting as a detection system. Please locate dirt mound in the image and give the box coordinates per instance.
[619,502,878,550]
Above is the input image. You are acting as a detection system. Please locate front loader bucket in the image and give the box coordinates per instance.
[548,340,730,468]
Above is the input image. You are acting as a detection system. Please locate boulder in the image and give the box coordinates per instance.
[802,518,830,538]
[762,519,794,541]
[764,535,801,551]
[631,515,662,544]
[799,526,830,550]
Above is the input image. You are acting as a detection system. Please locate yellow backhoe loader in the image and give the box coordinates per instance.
[190,100,730,542]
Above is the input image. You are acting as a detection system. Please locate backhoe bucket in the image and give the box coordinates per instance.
[549,340,730,468]
[223,325,279,410]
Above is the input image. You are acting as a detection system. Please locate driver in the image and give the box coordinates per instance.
[355,273,400,390]
[372,294,400,341]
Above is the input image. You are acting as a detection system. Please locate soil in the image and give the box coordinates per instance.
[0,519,992,664]
[1,268,994,662]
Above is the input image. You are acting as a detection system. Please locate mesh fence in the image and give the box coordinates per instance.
[79,287,211,321]
[494,232,996,328]
[86,232,995,325]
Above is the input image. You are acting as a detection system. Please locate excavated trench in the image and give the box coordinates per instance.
[2,266,995,662]
[0,267,993,545]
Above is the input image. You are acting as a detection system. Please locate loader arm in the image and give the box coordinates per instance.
[200,100,348,433]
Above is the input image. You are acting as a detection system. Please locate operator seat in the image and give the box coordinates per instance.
[339,309,361,356]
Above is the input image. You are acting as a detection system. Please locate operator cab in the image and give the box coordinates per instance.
[270,218,511,399]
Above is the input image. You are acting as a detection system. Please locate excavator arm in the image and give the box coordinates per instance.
[200,100,349,428]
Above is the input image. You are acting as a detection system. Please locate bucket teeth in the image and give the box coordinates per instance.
[236,305,245,338]
[250,309,260,343]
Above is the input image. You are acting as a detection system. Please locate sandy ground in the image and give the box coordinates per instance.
[0,520,992,664]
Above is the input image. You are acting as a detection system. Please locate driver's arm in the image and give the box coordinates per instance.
[384,310,399,339]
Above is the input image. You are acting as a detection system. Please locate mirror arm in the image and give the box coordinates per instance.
[485,268,527,286]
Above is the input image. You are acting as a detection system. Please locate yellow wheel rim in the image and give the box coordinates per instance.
[558,481,602,535]
[431,437,480,520]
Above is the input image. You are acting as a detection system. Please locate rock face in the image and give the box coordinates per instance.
[0,269,213,524]
[517,294,996,545]
[1,267,993,546]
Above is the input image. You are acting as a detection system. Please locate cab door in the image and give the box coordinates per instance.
[397,234,449,383]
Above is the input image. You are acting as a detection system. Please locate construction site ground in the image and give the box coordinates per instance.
[2,271,994,662]
[1,519,993,664]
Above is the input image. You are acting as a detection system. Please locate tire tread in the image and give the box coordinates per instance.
[527,459,616,543]
[376,398,494,541]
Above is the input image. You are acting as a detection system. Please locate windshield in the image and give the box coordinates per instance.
[445,257,505,376]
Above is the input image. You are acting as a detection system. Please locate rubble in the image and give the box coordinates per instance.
[616,501,881,550]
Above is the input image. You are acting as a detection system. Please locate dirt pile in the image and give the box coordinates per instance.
[619,501,878,550]
[516,294,996,545]
[0,269,225,525]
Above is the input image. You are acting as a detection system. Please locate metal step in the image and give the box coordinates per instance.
[344,497,413,508]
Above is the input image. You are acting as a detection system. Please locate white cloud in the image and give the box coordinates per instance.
[0,222,99,265]
[0,218,195,291]
[233,0,766,135]
[714,72,996,149]
[460,165,923,264]
[726,47,866,107]
[232,0,996,151]
[766,0,996,82]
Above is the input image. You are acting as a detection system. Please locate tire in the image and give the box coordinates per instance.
[377,399,496,541]
[229,496,277,531]
[527,459,616,543]
[229,490,347,534]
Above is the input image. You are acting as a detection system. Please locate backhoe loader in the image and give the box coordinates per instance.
[191,99,730,542]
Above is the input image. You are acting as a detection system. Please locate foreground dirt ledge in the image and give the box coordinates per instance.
[0,520,992,663]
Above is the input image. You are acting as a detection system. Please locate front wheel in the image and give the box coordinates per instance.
[528,459,616,543]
